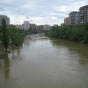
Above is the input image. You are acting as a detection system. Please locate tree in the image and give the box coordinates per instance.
[1,19,9,52]
[45,23,88,43]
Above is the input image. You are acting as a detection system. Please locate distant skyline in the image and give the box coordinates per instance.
[0,0,88,25]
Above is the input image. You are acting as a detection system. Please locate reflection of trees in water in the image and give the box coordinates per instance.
[10,48,23,61]
[0,48,23,80]
[50,39,88,64]
[0,54,10,79]
[4,54,10,79]
[23,36,31,46]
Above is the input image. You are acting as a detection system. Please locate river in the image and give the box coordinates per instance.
[0,34,88,88]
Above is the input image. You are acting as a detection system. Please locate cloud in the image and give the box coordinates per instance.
[54,0,88,13]
[48,12,67,17]
[0,8,27,24]
[0,8,5,11]
[28,16,63,25]
[22,0,39,9]
[0,0,87,25]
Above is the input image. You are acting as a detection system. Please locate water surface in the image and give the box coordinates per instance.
[0,34,88,88]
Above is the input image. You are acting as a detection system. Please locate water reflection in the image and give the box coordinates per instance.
[0,48,22,80]
[9,48,23,61]
[4,54,10,79]
[0,54,10,79]
[50,39,88,65]
[0,35,88,88]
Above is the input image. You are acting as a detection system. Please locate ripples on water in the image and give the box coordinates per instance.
[0,34,88,88]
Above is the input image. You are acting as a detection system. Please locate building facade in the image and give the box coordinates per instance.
[64,17,70,25]
[69,11,79,26]
[43,25,51,30]
[23,21,30,30]
[79,5,88,23]
[30,24,37,30]
[61,23,65,27]
[0,15,10,25]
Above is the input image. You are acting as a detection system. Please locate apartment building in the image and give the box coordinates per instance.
[64,17,70,25]
[79,5,88,23]
[23,21,30,30]
[69,11,79,26]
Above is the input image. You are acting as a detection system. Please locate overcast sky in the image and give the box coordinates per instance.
[0,0,88,25]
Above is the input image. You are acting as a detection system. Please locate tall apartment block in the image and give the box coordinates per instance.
[23,21,30,30]
[64,17,70,25]
[0,15,10,25]
[69,11,79,26]
[79,5,88,23]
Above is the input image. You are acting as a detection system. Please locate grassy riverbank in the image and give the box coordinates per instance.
[45,23,88,43]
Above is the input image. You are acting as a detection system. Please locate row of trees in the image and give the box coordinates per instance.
[45,23,88,43]
[0,19,26,52]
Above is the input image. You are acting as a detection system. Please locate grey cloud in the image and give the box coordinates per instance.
[0,0,87,25]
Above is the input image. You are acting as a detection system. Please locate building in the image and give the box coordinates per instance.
[43,25,51,30]
[64,17,70,25]
[37,25,44,31]
[69,11,79,26]
[79,5,88,23]
[23,21,30,30]
[0,15,10,25]
[36,25,51,31]
[61,23,65,27]
[30,24,37,30]
[29,24,37,33]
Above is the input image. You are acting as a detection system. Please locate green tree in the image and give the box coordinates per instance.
[45,23,88,44]
[1,19,9,52]
[8,25,25,46]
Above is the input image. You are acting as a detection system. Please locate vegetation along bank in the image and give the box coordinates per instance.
[0,19,26,53]
[45,23,88,44]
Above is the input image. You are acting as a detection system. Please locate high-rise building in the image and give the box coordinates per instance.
[0,15,10,25]
[23,21,30,30]
[79,5,88,23]
[64,17,70,25]
[69,11,79,26]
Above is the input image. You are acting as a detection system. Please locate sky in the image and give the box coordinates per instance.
[0,0,88,25]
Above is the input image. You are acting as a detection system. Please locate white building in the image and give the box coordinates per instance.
[23,21,30,30]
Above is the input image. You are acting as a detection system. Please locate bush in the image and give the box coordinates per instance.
[0,25,26,48]
[45,23,88,43]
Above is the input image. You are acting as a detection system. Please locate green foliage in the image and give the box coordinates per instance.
[1,19,9,51]
[0,26,2,41]
[0,24,26,51]
[45,23,88,43]
[8,25,26,46]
